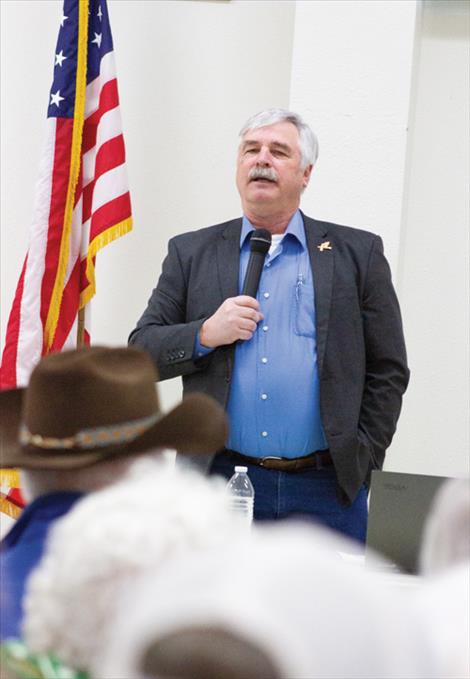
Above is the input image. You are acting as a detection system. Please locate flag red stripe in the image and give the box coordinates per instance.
[89,191,131,241]
[82,79,120,155]
[40,118,74,331]
[50,257,81,352]
[94,135,126,182]
[82,135,126,223]
[0,255,28,389]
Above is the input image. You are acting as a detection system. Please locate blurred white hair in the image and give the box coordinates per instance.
[412,563,470,679]
[239,109,319,169]
[23,458,241,673]
[414,477,470,676]
[96,523,440,679]
[420,477,470,575]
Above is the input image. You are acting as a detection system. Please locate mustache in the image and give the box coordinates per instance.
[248,167,279,183]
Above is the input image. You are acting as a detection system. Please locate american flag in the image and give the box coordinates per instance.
[0,0,132,390]
[0,0,132,519]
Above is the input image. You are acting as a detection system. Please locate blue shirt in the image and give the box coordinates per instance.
[195,210,327,458]
[0,492,83,640]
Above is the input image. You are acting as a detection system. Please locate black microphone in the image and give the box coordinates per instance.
[241,229,272,297]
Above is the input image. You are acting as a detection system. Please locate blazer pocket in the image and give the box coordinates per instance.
[358,429,379,469]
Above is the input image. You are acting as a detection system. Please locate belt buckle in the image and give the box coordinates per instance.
[260,456,283,468]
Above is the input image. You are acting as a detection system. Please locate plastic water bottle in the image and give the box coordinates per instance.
[226,466,255,527]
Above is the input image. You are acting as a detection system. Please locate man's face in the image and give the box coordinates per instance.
[236,121,312,218]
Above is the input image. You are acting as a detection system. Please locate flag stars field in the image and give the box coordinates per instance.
[50,90,65,107]
[55,51,67,67]
[91,32,102,48]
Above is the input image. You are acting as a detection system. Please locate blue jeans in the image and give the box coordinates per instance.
[210,452,368,543]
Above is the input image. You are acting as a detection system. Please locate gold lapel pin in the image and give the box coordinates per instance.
[317,241,332,252]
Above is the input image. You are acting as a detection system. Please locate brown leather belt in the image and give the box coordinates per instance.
[223,449,333,472]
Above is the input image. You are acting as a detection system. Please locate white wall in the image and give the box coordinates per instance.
[1,0,296,409]
[289,0,418,273]
[391,0,470,477]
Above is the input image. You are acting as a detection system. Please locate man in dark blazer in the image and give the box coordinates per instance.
[129,108,409,541]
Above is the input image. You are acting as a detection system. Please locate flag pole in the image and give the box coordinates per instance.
[77,307,85,347]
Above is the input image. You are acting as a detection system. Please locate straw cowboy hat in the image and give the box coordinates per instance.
[0,346,227,469]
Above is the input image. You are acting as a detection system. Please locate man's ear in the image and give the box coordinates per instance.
[303,163,313,188]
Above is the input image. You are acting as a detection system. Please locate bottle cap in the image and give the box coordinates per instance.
[234,466,248,473]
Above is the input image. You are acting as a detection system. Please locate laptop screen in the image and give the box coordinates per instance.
[366,470,449,574]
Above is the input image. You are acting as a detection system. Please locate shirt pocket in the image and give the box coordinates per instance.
[294,278,316,338]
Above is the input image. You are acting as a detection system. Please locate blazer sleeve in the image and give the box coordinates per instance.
[358,236,410,466]
[128,238,210,381]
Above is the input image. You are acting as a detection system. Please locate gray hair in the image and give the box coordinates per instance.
[239,108,319,169]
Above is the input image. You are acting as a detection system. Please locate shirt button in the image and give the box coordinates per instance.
[261,357,268,364]
[263,325,269,332]
[266,262,271,267]
[261,393,268,400]
[263,292,270,299]
[261,431,268,437]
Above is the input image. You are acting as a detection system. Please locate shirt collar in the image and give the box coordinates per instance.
[240,210,306,250]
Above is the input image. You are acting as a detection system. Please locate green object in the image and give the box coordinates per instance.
[0,640,88,679]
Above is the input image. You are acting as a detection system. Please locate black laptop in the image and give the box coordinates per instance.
[366,470,450,574]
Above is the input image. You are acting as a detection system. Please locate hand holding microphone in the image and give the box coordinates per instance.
[199,229,272,348]
[199,295,263,347]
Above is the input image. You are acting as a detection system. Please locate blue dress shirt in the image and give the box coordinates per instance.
[195,210,327,458]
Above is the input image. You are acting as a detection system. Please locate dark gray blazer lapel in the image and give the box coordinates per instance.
[303,213,334,377]
[216,218,242,300]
